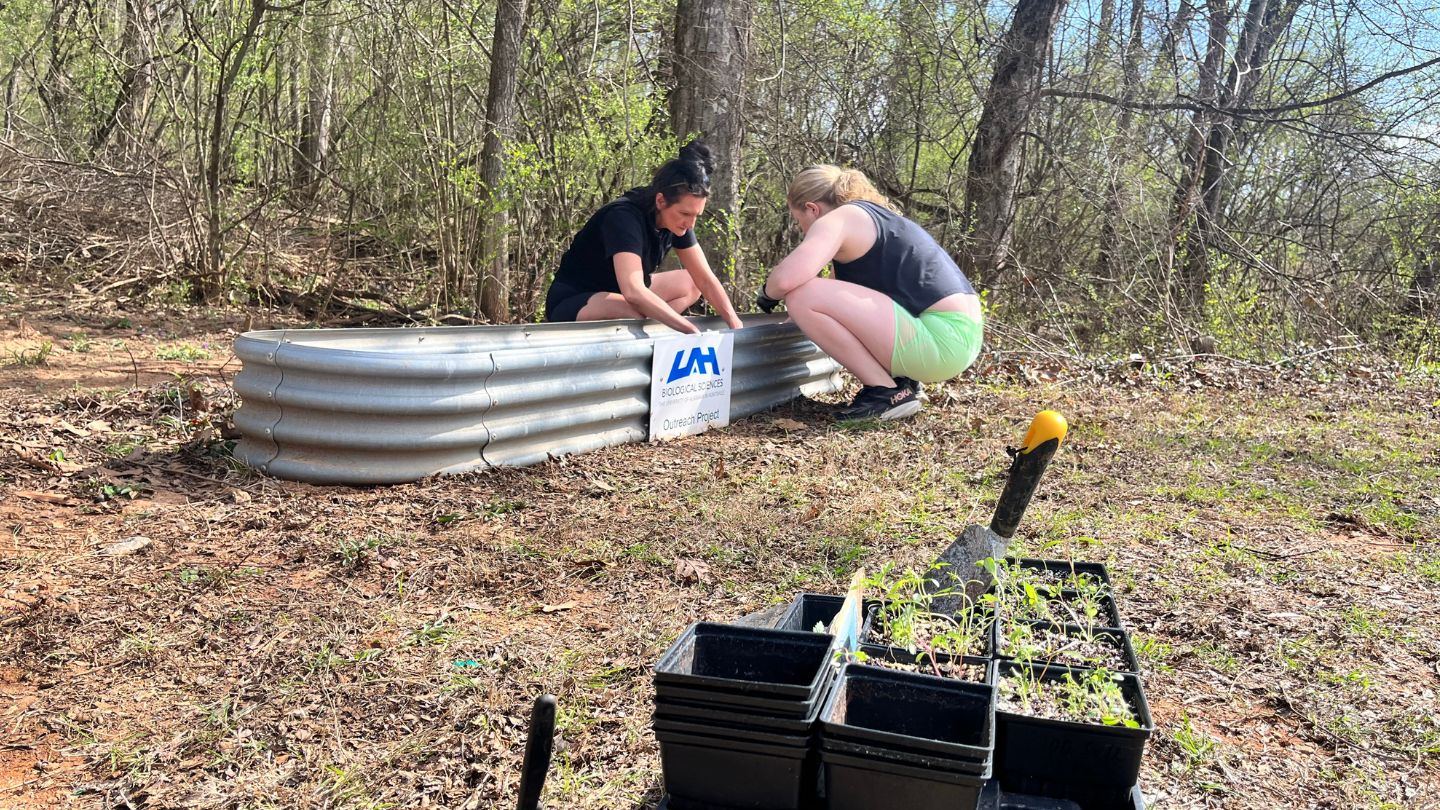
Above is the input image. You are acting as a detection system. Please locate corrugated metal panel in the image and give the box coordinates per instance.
[232,315,842,484]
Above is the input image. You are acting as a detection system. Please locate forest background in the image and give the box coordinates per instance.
[1,0,1438,360]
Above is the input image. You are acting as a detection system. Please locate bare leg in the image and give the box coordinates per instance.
[574,270,701,321]
[576,292,641,320]
[785,277,898,387]
[650,269,702,312]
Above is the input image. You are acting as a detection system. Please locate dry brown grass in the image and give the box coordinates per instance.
[2,285,1438,809]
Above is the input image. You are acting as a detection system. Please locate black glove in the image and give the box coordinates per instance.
[756,290,783,313]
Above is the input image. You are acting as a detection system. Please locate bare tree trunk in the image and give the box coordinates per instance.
[294,3,339,197]
[962,0,1068,283]
[476,0,530,322]
[670,0,752,285]
[1095,0,1145,278]
[1166,0,1229,311]
[1175,0,1301,313]
[91,0,157,159]
[199,0,268,301]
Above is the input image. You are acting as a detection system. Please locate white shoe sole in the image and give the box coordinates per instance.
[879,400,923,421]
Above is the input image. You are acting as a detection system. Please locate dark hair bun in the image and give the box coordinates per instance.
[678,139,715,175]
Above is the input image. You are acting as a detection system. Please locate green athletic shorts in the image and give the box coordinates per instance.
[891,305,983,383]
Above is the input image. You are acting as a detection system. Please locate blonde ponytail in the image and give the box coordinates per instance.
[786,165,896,212]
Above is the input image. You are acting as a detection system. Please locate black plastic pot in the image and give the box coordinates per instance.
[778,593,846,633]
[653,695,823,734]
[654,623,837,700]
[851,642,992,683]
[861,602,997,658]
[1008,557,1114,593]
[657,727,817,810]
[994,660,1153,809]
[819,663,994,764]
[999,558,1124,630]
[996,621,1140,674]
[655,782,1149,810]
[818,734,990,777]
[820,747,987,810]
[995,588,1123,631]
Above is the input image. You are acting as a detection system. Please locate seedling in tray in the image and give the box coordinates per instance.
[1001,621,1136,672]
[998,664,1140,728]
[846,647,988,682]
[863,562,995,658]
[988,558,1120,629]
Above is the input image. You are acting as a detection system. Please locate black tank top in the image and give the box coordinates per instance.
[832,200,975,317]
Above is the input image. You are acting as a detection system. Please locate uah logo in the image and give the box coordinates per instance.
[666,346,720,383]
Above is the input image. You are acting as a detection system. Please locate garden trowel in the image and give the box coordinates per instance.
[929,410,1068,612]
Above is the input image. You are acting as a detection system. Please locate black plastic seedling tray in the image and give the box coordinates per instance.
[656,728,818,810]
[1008,557,1114,593]
[995,660,1154,809]
[653,697,821,734]
[861,602,998,657]
[818,734,990,777]
[652,716,811,748]
[777,593,847,633]
[819,747,988,810]
[818,663,995,764]
[654,622,837,700]
[655,783,1147,810]
[654,681,829,718]
[854,642,993,682]
[996,621,1141,674]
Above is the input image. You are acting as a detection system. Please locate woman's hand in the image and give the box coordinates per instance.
[675,245,745,330]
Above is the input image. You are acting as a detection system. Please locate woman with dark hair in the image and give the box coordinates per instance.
[544,140,744,334]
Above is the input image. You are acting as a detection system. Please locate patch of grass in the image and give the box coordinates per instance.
[67,333,92,352]
[156,343,213,362]
[105,733,156,778]
[622,542,665,565]
[334,535,392,568]
[1130,632,1175,672]
[818,535,867,578]
[407,616,456,647]
[8,340,53,366]
[1192,640,1240,675]
[1173,714,1217,771]
[103,434,147,458]
[175,566,263,588]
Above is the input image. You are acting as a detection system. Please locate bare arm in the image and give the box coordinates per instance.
[614,252,699,334]
[763,211,850,298]
[675,245,744,329]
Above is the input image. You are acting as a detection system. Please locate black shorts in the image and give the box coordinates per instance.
[545,281,597,322]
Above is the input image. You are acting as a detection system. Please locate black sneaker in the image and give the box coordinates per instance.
[835,383,922,421]
[894,376,927,401]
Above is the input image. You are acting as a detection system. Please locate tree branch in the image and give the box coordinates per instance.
[1043,55,1440,118]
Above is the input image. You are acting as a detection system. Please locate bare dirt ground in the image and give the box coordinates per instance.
[2,281,1438,809]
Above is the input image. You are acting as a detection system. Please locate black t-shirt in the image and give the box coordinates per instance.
[833,200,976,317]
[550,191,697,297]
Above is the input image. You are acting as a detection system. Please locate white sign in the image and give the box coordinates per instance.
[649,332,734,441]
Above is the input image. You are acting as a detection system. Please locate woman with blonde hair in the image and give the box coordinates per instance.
[756,165,983,420]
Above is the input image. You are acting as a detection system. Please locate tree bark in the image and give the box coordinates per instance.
[1174,0,1301,313]
[1095,0,1146,278]
[198,0,268,301]
[670,0,752,285]
[294,3,339,197]
[91,0,158,159]
[477,0,531,322]
[961,0,1069,283]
